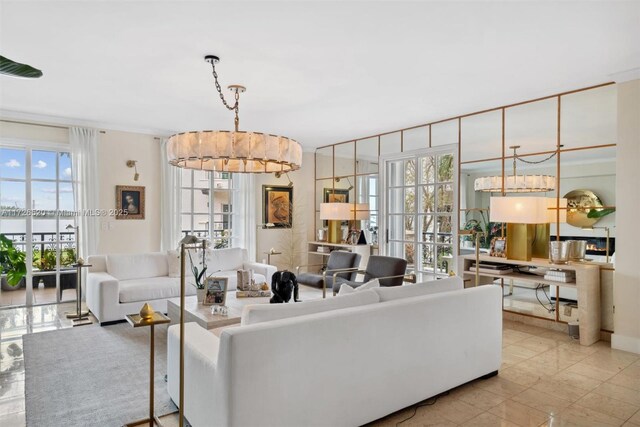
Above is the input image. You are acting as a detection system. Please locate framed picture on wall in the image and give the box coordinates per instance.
[115,185,145,220]
[323,188,349,226]
[262,185,293,228]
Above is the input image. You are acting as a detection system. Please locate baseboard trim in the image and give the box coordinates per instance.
[611,333,640,354]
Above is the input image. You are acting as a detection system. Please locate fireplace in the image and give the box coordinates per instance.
[554,235,615,257]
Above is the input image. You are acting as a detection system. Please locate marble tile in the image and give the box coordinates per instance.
[452,387,506,411]
[541,404,625,427]
[592,382,640,406]
[566,361,620,381]
[511,388,572,416]
[574,392,640,421]
[0,410,25,427]
[608,372,640,392]
[459,411,520,426]
[488,399,551,427]
[518,336,561,354]
[553,370,603,391]
[503,344,541,359]
[531,378,592,402]
[474,376,528,398]
[431,397,486,424]
[498,365,545,387]
[627,409,640,426]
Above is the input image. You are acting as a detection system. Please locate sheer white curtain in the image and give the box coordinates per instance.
[232,174,256,261]
[160,138,182,251]
[69,127,100,259]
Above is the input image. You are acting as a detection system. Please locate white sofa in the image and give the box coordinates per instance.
[167,278,502,427]
[87,248,276,324]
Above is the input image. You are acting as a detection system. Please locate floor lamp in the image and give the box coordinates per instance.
[177,235,207,427]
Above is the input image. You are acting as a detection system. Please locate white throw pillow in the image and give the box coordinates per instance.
[167,250,181,278]
[338,278,380,296]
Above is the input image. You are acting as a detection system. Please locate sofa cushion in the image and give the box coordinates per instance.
[338,278,380,295]
[373,276,463,302]
[118,277,196,303]
[241,289,380,326]
[206,248,246,272]
[167,250,181,278]
[106,252,169,281]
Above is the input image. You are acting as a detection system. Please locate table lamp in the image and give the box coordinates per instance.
[320,203,351,243]
[490,197,549,261]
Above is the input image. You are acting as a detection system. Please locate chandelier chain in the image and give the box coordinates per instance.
[210,61,241,131]
[516,152,558,164]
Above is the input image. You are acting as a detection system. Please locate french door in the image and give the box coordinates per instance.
[380,145,458,281]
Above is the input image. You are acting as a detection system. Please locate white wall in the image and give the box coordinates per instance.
[612,78,640,354]
[96,130,161,254]
[0,121,162,255]
[254,152,315,271]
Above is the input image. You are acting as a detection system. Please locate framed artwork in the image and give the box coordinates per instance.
[203,277,228,306]
[115,185,145,220]
[490,237,507,258]
[323,188,350,226]
[262,185,293,228]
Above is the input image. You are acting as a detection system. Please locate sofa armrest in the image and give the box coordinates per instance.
[243,261,276,285]
[85,272,119,323]
[167,323,221,426]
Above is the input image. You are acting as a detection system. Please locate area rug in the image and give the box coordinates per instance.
[23,322,176,427]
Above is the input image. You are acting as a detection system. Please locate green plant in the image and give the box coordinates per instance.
[587,207,616,219]
[462,210,504,249]
[0,235,26,286]
[187,248,208,290]
[0,55,43,78]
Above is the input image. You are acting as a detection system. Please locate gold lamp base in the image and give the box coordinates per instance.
[506,223,549,261]
[327,220,342,243]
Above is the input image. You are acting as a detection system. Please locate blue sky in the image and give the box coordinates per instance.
[0,148,73,209]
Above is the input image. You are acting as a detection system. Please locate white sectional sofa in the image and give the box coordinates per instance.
[167,277,502,427]
[87,248,276,324]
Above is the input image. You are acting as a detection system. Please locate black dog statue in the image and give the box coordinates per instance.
[270,270,300,304]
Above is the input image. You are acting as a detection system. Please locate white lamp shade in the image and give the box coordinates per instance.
[490,197,550,224]
[351,203,370,220]
[547,197,567,223]
[320,203,351,220]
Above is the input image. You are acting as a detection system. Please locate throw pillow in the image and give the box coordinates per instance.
[167,250,181,278]
[338,278,380,296]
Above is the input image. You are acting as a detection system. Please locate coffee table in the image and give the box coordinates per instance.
[166,285,325,330]
[166,294,270,330]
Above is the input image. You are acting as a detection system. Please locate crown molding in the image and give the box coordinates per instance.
[609,67,640,83]
[0,109,174,138]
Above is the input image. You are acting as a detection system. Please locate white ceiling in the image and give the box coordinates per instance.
[0,1,638,150]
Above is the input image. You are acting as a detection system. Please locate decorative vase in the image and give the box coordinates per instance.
[197,288,205,304]
[139,303,154,320]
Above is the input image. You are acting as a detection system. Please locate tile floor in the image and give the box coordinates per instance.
[1,302,640,427]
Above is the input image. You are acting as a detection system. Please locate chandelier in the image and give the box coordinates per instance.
[474,145,556,193]
[167,55,302,173]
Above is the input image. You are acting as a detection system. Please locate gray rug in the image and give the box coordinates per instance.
[23,322,176,427]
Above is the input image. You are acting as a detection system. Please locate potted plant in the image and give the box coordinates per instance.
[188,248,209,303]
[0,235,27,291]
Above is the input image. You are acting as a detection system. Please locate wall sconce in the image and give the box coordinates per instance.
[275,171,293,187]
[126,160,139,181]
[335,176,354,190]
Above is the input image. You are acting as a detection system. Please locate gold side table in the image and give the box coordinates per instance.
[65,263,92,326]
[264,251,282,265]
[124,311,171,427]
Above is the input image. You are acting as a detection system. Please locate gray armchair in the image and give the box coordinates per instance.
[297,251,362,298]
[332,255,409,295]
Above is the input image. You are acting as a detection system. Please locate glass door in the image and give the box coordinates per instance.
[380,145,458,281]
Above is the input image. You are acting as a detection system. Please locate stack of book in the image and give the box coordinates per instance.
[469,262,513,275]
[544,269,576,283]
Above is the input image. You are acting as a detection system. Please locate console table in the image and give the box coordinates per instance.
[459,255,601,346]
[307,241,371,270]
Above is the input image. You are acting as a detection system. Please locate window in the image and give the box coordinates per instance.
[0,145,77,307]
[180,169,234,248]
[381,145,458,280]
